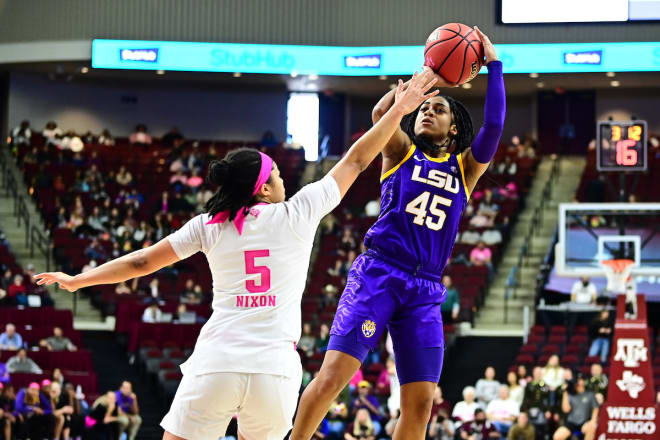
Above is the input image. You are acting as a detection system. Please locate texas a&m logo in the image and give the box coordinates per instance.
[613,338,648,368]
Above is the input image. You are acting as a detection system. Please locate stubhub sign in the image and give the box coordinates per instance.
[564,50,602,65]
[119,48,159,62]
[92,39,660,75]
[344,54,381,68]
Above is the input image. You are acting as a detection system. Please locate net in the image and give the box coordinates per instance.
[601,259,634,293]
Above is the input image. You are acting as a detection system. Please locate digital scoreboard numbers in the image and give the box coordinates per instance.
[597,121,647,172]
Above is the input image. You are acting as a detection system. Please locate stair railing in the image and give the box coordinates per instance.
[502,156,560,324]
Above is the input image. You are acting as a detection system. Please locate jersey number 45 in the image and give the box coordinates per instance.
[405,191,452,231]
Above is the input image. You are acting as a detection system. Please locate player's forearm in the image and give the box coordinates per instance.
[470,61,505,164]
[372,88,398,123]
[73,249,152,288]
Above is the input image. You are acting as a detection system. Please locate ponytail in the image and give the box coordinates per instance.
[204,148,266,221]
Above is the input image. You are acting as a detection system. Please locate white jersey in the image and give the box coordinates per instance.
[167,175,341,378]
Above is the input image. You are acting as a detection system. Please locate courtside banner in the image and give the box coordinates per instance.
[92,40,660,75]
[596,295,658,440]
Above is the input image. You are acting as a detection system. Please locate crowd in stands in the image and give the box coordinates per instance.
[8,120,550,439]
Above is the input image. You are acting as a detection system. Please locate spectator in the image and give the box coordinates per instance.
[507,412,535,440]
[1,269,12,291]
[351,381,381,435]
[43,121,63,146]
[187,169,204,189]
[61,130,84,152]
[0,360,9,384]
[0,323,23,350]
[521,366,551,437]
[470,241,493,278]
[459,408,500,439]
[586,363,609,404]
[588,310,612,364]
[115,281,133,295]
[364,198,380,217]
[15,382,54,440]
[553,377,599,440]
[497,156,517,176]
[441,275,460,323]
[384,409,400,438]
[49,381,74,440]
[0,286,7,306]
[39,326,77,351]
[317,323,330,352]
[478,189,499,219]
[0,383,16,440]
[541,355,564,391]
[129,124,152,146]
[517,365,531,388]
[85,237,107,261]
[10,120,32,146]
[338,227,357,255]
[8,274,27,306]
[116,381,142,440]
[259,130,279,149]
[89,391,120,440]
[341,250,357,275]
[6,348,43,374]
[115,165,133,186]
[142,302,163,323]
[428,386,454,440]
[481,227,503,246]
[51,367,65,386]
[344,408,376,440]
[179,279,199,304]
[298,323,316,357]
[486,385,519,435]
[585,175,607,203]
[58,381,85,440]
[452,386,480,424]
[476,366,501,406]
[321,284,338,309]
[98,128,115,146]
[162,127,184,148]
[570,276,597,305]
[328,259,343,277]
[327,393,350,437]
[506,371,524,408]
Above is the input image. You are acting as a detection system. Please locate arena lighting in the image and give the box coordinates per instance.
[529,72,539,78]
[611,80,621,87]
[232,72,242,77]
[80,67,89,74]
[607,71,616,77]
[379,75,387,80]
[156,69,165,75]
[308,73,318,80]
[536,82,545,88]
[461,82,472,89]
[92,39,660,75]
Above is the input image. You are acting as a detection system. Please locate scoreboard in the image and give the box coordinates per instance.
[597,120,647,172]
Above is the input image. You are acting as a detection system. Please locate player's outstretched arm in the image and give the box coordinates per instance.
[329,69,439,197]
[462,26,505,193]
[34,239,180,292]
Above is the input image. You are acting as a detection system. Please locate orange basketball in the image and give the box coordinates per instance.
[424,23,484,86]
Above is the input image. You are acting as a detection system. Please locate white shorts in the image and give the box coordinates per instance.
[160,367,302,440]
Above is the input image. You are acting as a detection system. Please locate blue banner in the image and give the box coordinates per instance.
[92,39,660,75]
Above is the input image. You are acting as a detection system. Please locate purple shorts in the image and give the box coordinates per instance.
[328,250,446,385]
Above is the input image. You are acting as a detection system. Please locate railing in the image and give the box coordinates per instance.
[0,147,52,270]
[503,156,560,324]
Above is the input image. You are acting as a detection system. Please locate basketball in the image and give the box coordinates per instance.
[424,23,484,86]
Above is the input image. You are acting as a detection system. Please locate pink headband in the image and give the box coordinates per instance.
[28,382,40,389]
[206,152,273,235]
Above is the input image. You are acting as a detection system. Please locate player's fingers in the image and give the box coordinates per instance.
[421,76,438,92]
[423,89,440,100]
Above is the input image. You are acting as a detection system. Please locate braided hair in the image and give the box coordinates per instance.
[401,95,474,156]
[204,148,271,221]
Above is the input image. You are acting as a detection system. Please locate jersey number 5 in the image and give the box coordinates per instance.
[244,250,271,293]
[405,191,452,231]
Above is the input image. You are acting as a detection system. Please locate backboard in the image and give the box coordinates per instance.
[555,203,660,277]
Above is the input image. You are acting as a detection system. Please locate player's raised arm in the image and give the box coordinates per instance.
[329,69,439,197]
[34,238,181,292]
[462,26,506,193]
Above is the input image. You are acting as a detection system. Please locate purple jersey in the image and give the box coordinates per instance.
[364,145,469,275]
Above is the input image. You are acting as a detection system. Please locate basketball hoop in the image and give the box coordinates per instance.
[601,259,634,293]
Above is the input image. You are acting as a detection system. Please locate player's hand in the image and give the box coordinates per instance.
[421,66,458,88]
[393,68,439,115]
[34,272,81,292]
[474,26,498,64]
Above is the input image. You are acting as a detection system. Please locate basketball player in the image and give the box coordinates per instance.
[34,69,442,440]
[290,27,505,440]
